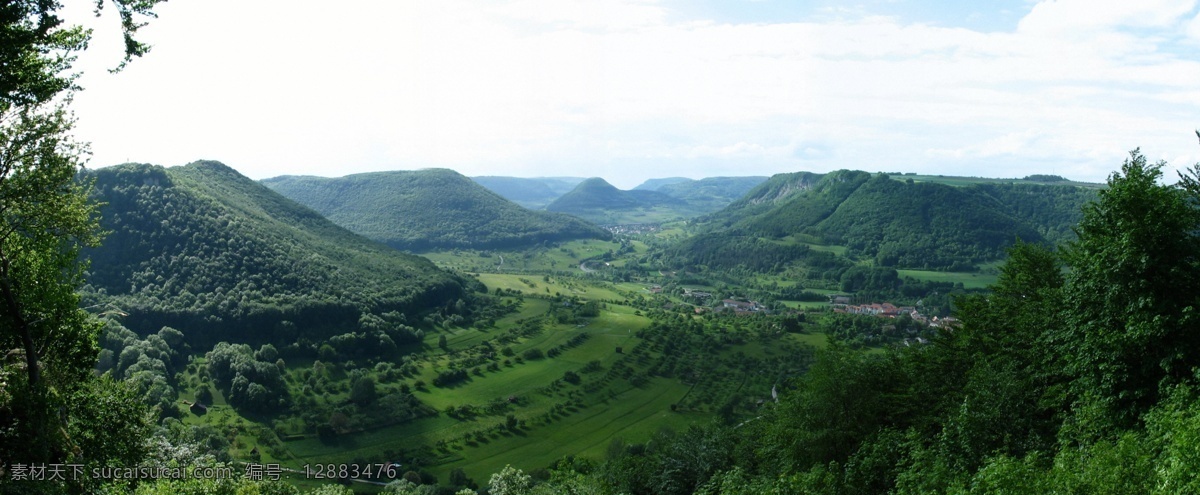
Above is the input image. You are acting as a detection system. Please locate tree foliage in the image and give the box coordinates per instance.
[517,149,1200,494]
[1059,151,1200,433]
[0,2,164,486]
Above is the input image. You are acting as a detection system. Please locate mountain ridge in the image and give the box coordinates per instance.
[263,169,609,251]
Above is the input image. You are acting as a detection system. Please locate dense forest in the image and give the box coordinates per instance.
[263,169,609,251]
[681,170,1096,271]
[82,162,476,346]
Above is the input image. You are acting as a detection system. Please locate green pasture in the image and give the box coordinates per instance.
[789,331,832,349]
[771,235,849,257]
[476,273,625,301]
[780,300,831,311]
[434,377,697,483]
[422,239,629,274]
[898,269,997,289]
[172,296,779,492]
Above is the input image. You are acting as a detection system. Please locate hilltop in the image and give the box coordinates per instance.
[262,169,609,251]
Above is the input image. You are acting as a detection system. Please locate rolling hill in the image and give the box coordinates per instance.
[82,161,471,345]
[674,170,1097,271]
[545,177,701,224]
[262,169,609,251]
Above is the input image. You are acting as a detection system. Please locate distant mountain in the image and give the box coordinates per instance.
[633,177,693,191]
[656,176,769,212]
[547,178,645,211]
[263,169,608,251]
[541,177,685,224]
[545,176,775,225]
[82,161,469,345]
[674,170,1096,271]
[471,176,586,209]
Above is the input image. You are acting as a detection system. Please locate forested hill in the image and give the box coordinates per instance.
[262,169,609,251]
[544,177,703,224]
[82,161,471,345]
[546,177,653,212]
[677,170,1096,270]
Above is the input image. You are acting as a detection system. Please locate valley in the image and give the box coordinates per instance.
[17,155,1154,495]
[4,3,1195,492]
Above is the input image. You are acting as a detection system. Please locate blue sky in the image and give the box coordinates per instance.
[669,0,1032,31]
[66,0,1200,189]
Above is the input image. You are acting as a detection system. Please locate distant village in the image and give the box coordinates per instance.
[605,224,661,235]
[649,284,959,328]
[830,296,959,329]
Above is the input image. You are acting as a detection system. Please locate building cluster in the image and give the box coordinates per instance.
[606,224,661,235]
[831,297,959,328]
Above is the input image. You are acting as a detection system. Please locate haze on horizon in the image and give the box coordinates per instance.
[65,0,1200,189]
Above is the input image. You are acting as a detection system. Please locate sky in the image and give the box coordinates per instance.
[63,0,1200,189]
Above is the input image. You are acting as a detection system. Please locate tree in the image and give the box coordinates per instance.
[489,465,533,495]
[0,3,164,483]
[351,375,377,405]
[1059,150,1200,433]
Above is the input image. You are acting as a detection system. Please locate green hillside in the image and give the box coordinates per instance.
[262,169,609,251]
[82,161,470,345]
[970,182,1097,245]
[547,177,646,212]
[806,174,1042,269]
[546,178,713,225]
[676,170,1094,271]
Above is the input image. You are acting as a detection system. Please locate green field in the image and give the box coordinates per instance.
[781,300,832,311]
[422,239,627,274]
[774,235,849,257]
[433,377,696,481]
[898,269,997,289]
[171,296,793,489]
[476,273,626,301]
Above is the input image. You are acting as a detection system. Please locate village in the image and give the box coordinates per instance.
[829,296,959,329]
[648,284,960,329]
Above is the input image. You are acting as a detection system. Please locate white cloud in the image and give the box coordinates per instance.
[1018,0,1196,34]
[59,0,1200,186]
